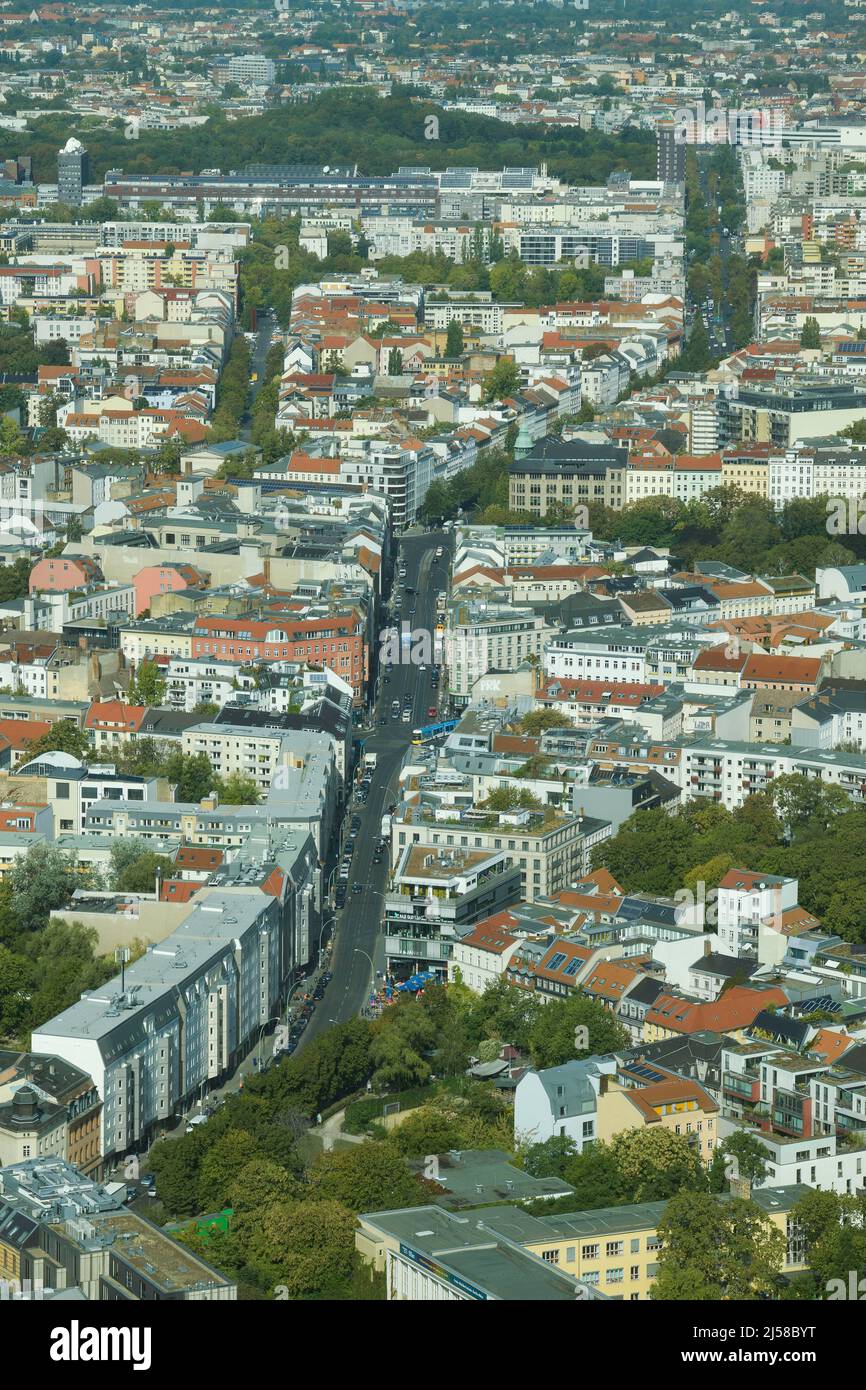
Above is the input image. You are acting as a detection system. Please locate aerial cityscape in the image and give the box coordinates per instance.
[0,0,863,1338]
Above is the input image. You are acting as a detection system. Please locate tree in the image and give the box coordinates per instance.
[0,415,26,456]
[523,1134,578,1179]
[127,660,167,707]
[115,851,174,895]
[467,978,542,1053]
[652,1192,785,1300]
[528,995,629,1069]
[679,313,715,373]
[198,1129,263,1212]
[482,356,520,403]
[308,1142,427,1213]
[23,720,90,762]
[770,773,852,841]
[24,920,114,1031]
[9,845,82,933]
[240,1198,356,1298]
[445,319,464,357]
[108,837,151,888]
[148,1134,205,1217]
[709,1130,769,1190]
[800,315,821,349]
[608,1127,706,1203]
[218,773,261,806]
[386,346,403,375]
[516,708,573,735]
[369,1019,432,1091]
[165,750,217,803]
[0,944,34,1036]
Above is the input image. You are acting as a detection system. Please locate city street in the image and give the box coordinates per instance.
[298,526,448,1048]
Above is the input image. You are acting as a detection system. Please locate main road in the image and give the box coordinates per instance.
[299,527,448,1048]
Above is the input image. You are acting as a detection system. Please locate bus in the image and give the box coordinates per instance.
[411,719,458,744]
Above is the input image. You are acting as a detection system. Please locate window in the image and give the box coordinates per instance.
[605,1268,624,1284]
[581,1243,599,1261]
[606,1241,624,1258]
[541,1249,560,1265]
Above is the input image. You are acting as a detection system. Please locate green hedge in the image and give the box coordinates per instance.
[343,1084,438,1135]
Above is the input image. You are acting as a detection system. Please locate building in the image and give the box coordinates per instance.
[445,599,549,706]
[391,803,610,904]
[447,912,522,994]
[508,440,628,516]
[385,848,522,981]
[595,1073,720,1162]
[481,1186,809,1298]
[0,1052,101,1177]
[657,121,686,184]
[515,1059,614,1150]
[213,53,277,85]
[31,883,317,1164]
[0,1156,235,1299]
[355,1205,605,1300]
[57,139,90,208]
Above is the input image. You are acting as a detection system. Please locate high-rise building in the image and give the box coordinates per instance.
[3,156,31,185]
[656,121,686,184]
[57,137,89,207]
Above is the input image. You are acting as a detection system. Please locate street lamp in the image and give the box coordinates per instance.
[256,1014,283,1072]
[317,915,332,969]
[354,948,375,1015]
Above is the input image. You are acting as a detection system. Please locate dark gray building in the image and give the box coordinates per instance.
[57,138,90,207]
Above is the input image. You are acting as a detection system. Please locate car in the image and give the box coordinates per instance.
[352,882,363,894]
[383,673,392,684]
[428,706,437,718]
[379,716,388,726]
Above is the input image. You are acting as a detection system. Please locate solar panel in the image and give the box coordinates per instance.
[626,1062,666,1084]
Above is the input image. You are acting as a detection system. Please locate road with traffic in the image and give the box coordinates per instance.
[297,526,448,1050]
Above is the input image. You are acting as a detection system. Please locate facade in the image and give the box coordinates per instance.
[356,1205,603,1301]
[57,139,89,207]
[391,805,610,903]
[31,881,317,1164]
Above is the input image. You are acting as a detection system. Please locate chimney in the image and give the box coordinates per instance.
[703,937,713,958]
[729,1172,752,1201]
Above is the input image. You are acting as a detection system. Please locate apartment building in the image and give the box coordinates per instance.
[508,440,628,516]
[446,599,549,705]
[680,737,866,812]
[191,613,368,702]
[447,914,522,994]
[595,1073,719,1163]
[385,847,522,981]
[476,1186,809,1299]
[2,752,162,836]
[31,886,309,1164]
[391,804,610,903]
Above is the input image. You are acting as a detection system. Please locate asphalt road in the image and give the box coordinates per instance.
[239,311,276,437]
[298,527,448,1048]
